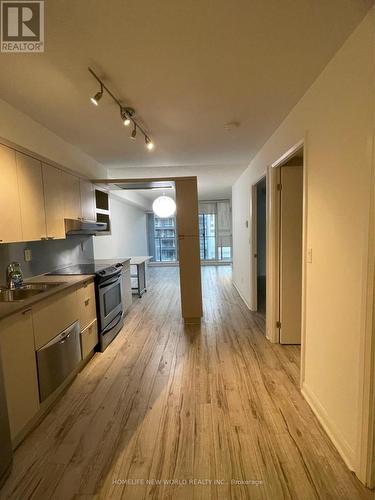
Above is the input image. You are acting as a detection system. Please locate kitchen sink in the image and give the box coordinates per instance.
[0,283,62,302]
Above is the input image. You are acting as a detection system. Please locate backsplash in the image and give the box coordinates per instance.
[0,236,94,282]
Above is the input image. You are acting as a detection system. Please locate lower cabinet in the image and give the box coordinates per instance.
[77,281,97,331]
[0,309,40,441]
[0,281,98,445]
[81,319,98,359]
[33,289,79,350]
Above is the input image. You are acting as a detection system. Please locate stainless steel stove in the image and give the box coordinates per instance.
[48,261,124,352]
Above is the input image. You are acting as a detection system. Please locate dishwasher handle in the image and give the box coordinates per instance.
[39,321,79,350]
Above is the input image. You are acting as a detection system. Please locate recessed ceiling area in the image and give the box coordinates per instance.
[0,0,371,191]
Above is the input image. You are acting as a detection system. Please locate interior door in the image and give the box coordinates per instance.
[279,165,303,344]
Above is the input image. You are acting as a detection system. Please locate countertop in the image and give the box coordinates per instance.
[93,258,131,266]
[129,256,152,265]
[0,274,95,321]
[0,258,132,321]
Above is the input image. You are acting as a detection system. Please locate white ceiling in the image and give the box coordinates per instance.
[0,0,371,197]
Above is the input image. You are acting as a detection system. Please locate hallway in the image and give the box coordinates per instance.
[1,266,371,500]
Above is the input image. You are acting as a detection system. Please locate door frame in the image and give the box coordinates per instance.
[266,139,307,367]
[250,175,267,312]
[356,122,375,485]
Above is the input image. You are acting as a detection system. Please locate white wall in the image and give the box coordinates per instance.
[93,194,148,259]
[0,98,106,179]
[232,8,374,473]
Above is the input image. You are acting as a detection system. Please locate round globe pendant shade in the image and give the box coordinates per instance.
[152,196,176,218]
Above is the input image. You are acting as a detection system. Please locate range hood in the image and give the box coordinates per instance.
[65,219,107,236]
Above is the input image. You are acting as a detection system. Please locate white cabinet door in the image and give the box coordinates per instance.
[80,180,96,221]
[16,152,47,241]
[0,144,22,243]
[42,164,65,239]
[0,310,40,441]
[62,171,81,220]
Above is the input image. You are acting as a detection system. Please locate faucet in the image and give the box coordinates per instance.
[6,262,23,289]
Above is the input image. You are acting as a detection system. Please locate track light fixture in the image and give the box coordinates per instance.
[88,67,154,150]
[131,123,137,140]
[90,83,103,106]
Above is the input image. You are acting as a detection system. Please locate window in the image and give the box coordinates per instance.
[199,200,232,262]
[147,200,232,264]
[148,215,178,262]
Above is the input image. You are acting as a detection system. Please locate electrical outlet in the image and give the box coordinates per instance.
[24,248,32,262]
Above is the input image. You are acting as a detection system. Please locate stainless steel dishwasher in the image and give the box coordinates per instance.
[37,321,82,402]
[0,354,12,487]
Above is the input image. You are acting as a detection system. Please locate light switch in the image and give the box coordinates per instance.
[24,248,32,262]
[307,248,312,264]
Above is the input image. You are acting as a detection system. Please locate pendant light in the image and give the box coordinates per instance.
[152,195,176,218]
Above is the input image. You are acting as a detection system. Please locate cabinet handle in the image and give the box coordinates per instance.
[40,236,48,240]
[22,308,32,315]
[85,298,90,306]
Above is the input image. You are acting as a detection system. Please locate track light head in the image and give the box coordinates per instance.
[91,84,103,106]
[131,124,137,140]
[145,136,154,150]
[120,108,131,126]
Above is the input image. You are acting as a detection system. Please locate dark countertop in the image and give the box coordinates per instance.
[0,258,131,322]
[0,274,95,322]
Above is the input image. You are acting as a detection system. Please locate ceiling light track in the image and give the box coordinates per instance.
[88,67,154,151]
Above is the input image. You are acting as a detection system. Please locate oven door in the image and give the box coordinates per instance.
[98,273,123,331]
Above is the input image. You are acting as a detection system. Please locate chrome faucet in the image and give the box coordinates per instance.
[6,262,23,289]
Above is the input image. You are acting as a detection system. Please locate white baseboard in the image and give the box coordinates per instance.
[301,383,355,471]
[232,281,253,310]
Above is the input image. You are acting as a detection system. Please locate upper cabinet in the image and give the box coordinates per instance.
[0,141,97,243]
[80,180,96,221]
[61,171,81,220]
[0,145,22,243]
[16,152,47,241]
[42,164,65,239]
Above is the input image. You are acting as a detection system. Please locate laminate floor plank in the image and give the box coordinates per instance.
[0,266,372,500]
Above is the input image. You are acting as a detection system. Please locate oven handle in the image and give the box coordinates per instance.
[101,311,123,335]
[99,276,121,289]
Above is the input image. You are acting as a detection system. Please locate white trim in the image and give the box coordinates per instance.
[271,139,304,168]
[232,280,252,311]
[302,383,355,471]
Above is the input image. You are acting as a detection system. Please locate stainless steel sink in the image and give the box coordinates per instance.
[0,283,62,302]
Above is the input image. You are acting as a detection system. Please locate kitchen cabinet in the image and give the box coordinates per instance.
[0,309,40,441]
[16,152,47,241]
[80,180,96,221]
[122,261,132,313]
[81,319,98,359]
[33,289,79,350]
[42,163,66,239]
[77,281,97,330]
[0,144,22,243]
[62,171,81,220]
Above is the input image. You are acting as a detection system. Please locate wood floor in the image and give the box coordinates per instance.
[1,266,372,500]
